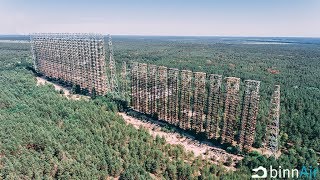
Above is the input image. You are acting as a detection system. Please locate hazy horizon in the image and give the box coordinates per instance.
[1,34,320,39]
[1,0,320,37]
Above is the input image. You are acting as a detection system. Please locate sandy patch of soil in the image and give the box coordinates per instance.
[36,77,89,101]
[251,147,282,158]
[267,68,280,74]
[119,112,243,170]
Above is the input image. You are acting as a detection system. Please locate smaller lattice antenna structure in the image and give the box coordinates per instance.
[108,34,119,93]
[121,61,128,100]
[265,85,280,157]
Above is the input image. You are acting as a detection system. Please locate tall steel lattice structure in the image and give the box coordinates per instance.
[221,77,240,144]
[108,34,119,93]
[138,63,148,113]
[179,70,193,130]
[148,64,158,115]
[127,62,272,151]
[30,33,108,95]
[167,68,180,125]
[238,80,261,150]
[157,66,168,120]
[130,62,139,110]
[265,85,280,156]
[192,72,207,133]
[206,74,222,139]
[121,61,128,99]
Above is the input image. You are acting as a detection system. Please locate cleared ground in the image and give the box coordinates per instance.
[119,112,243,170]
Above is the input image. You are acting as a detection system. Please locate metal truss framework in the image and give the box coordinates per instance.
[167,68,180,125]
[30,33,279,151]
[138,63,148,113]
[157,66,168,120]
[121,61,128,100]
[265,85,280,156]
[192,72,207,133]
[130,62,139,110]
[129,62,279,151]
[221,77,240,145]
[30,33,108,95]
[238,80,261,150]
[148,64,158,115]
[108,34,119,93]
[206,74,222,139]
[179,70,193,130]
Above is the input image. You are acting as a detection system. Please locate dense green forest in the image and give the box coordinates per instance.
[0,42,247,179]
[0,36,319,179]
[114,36,320,152]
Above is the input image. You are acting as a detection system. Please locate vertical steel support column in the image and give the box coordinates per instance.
[93,36,99,93]
[206,74,222,139]
[61,37,67,83]
[42,35,49,77]
[130,62,139,110]
[98,35,108,95]
[47,37,53,78]
[167,68,180,125]
[88,37,94,93]
[108,35,119,93]
[148,64,158,115]
[192,72,207,133]
[139,63,148,113]
[70,38,76,85]
[121,61,128,99]
[265,85,280,156]
[238,80,261,150]
[157,66,168,120]
[221,77,240,145]
[179,70,193,130]
[68,35,73,84]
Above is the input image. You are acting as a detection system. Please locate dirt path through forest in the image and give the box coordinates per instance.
[36,77,89,101]
[119,112,243,170]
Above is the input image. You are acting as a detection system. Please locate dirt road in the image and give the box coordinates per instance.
[36,77,89,101]
[119,112,243,170]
